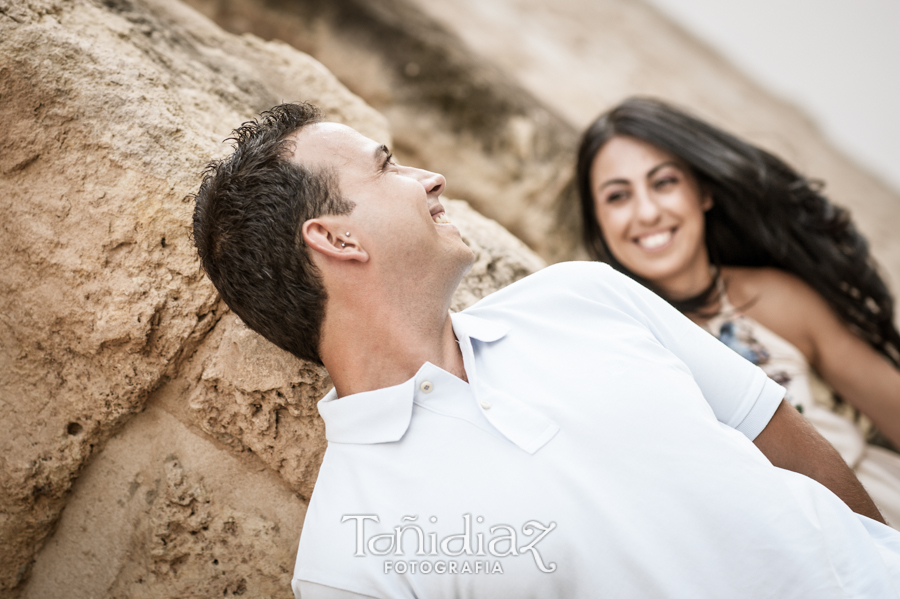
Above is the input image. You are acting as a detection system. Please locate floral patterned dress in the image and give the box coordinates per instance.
[703,285,900,528]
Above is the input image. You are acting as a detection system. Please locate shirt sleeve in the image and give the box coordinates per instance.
[596,265,786,440]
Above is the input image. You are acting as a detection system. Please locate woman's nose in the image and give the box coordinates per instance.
[634,189,661,223]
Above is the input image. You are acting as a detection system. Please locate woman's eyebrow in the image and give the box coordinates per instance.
[598,177,630,191]
[597,160,681,192]
[646,161,680,179]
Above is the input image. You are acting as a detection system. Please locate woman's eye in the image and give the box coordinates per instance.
[654,177,678,190]
[606,191,627,203]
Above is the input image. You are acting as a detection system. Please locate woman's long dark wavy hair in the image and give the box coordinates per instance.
[576,96,900,367]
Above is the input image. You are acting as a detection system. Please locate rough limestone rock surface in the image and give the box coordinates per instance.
[2,0,546,594]
[0,0,394,593]
[22,405,311,599]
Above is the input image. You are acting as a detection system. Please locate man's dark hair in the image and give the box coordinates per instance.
[192,102,354,365]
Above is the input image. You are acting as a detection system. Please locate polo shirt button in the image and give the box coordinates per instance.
[479,400,491,410]
[420,381,433,393]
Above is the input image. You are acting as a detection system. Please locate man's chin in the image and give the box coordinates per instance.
[459,246,476,276]
[462,245,476,267]
[441,246,476,291]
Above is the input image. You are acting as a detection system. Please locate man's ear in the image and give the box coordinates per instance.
[302,219,369,263]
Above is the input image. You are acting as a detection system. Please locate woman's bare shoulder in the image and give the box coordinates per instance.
[720,267,831,359]
[721,266,823,308]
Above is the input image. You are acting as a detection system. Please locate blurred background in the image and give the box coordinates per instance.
[647,0,900,194]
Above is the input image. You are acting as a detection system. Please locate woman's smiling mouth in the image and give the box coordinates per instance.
[635,229,675,250]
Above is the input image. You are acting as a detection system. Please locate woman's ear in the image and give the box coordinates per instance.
[302,219,369,263]
[700,186,714,211]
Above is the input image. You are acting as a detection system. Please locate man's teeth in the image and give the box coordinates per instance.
[433,212,451,224]
[637,230,672,249]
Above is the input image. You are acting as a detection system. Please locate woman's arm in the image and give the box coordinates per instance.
[733,268,900,449]
[808,292,900,450]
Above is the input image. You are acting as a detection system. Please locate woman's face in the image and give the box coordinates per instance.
[590,135,713,297]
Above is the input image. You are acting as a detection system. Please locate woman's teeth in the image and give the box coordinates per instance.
[637,230,673,249]
[433,212,451,224]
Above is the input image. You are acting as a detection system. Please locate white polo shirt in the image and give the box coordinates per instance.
[292,262,900,598]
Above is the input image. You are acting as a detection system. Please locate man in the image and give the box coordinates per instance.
[193,103,900,598]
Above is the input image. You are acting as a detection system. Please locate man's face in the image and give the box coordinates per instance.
[289,123,474,288]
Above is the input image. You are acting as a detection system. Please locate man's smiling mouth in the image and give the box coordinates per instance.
[430,202,452,224]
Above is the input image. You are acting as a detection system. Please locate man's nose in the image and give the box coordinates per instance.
[419,170,446,197]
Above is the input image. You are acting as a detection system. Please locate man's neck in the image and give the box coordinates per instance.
[320,298,466,398]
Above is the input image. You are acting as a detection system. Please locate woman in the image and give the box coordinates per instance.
[577,96,900,525]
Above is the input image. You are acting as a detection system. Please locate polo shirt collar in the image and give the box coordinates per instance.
[318,376,417,445]
[450,311,510,343]
[318,313,509,445]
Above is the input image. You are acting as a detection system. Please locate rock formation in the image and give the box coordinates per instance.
[0,0,544,595]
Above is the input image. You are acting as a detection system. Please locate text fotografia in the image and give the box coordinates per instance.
[341,514,557,573]
[384,560,503,575]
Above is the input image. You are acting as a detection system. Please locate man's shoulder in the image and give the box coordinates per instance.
[464,261,624,312]
[529,260,615,283]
